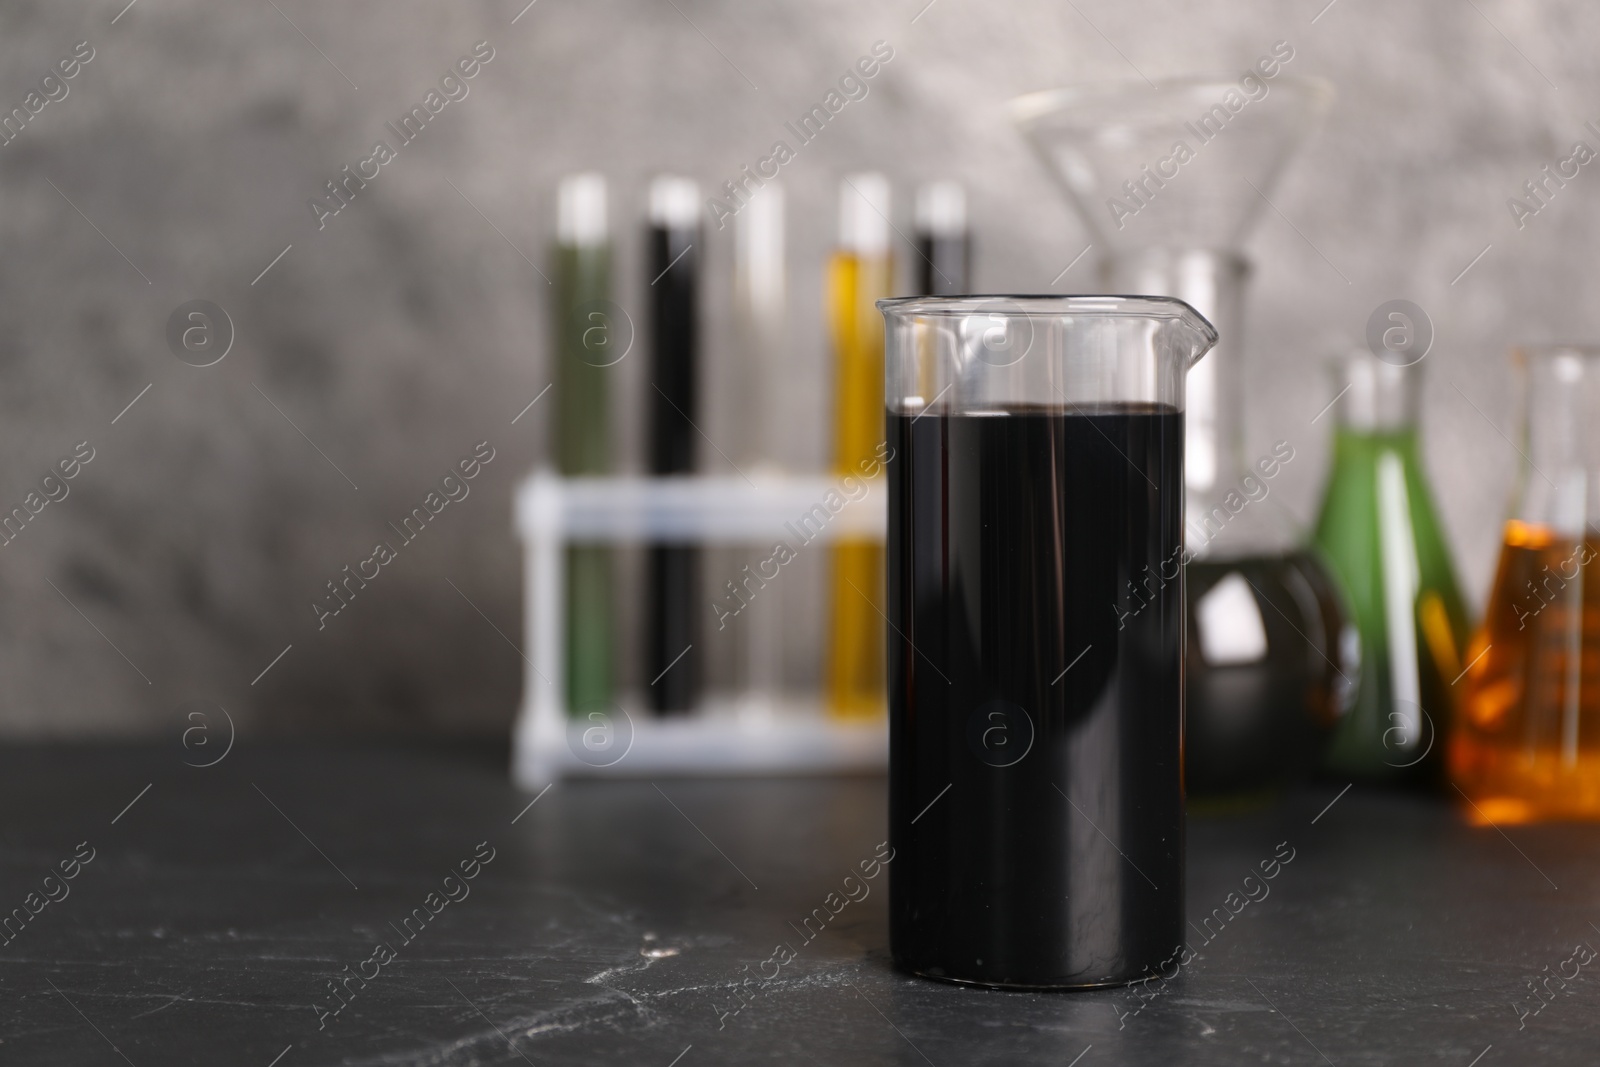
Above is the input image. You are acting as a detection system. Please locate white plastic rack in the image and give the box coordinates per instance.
[511,472,888,790]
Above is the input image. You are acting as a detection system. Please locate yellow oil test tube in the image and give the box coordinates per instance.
[826,174,893,719]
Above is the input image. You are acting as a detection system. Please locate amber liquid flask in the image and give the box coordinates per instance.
[1452,346,1600,821]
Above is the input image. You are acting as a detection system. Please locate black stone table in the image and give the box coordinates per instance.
[1,743,1596,1065]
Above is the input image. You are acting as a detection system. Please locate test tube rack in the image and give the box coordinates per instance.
[512,471,888,790]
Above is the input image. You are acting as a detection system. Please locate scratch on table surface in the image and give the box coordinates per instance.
[585,954,660,986]
[128,990,191,1018]
[2,986,310,1051]
[340,989,654,1067]
[6,982,304,1013]
[337,965,874,1066]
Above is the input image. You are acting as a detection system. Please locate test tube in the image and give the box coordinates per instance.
[733,182,788,469]
[553,173,614,715]
[645,176,702,715]
[914,181,970,296]
[732,183,787,715]
[825,174,893,719]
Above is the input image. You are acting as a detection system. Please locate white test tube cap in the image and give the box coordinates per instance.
[736,182,785,300]
[916,180,967,238]
[839,173,890,255]
[649,175,701,230]
[557,172,607,245]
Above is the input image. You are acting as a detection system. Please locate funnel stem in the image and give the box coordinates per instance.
[1103,249,1246,541]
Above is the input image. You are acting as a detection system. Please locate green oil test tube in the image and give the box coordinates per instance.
[554,173,613,715]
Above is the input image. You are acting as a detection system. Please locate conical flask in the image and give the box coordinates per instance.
[1452,346,1600,820]
[1312,349,1471,783]
[1012,74,1357,796]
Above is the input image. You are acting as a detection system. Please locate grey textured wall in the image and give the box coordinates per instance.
[1,0,1593,736]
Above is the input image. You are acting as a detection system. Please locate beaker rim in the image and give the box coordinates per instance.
[878,294,1218,368]
[878,292,1209,331]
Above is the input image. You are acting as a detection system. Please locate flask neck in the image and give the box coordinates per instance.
[1330,352,1421,434]
[1517,347,1600,537]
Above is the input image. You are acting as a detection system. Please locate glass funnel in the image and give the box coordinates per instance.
[1012,75,1332,527]
[1452,346,1600,821]
[1312,349,1471,784]
[1012,75,1357,797]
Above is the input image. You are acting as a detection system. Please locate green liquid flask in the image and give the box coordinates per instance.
[553,174,614,715]
[1312,349,1471,783]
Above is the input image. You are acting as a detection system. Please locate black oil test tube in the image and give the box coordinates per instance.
[646,176,701,715]
[914,181,970,296]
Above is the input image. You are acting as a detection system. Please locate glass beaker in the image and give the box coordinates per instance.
[881,295,1216,990]
[1452,346,1600,821]
[1012,77,1358,798]
[1312,349,1471,783]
